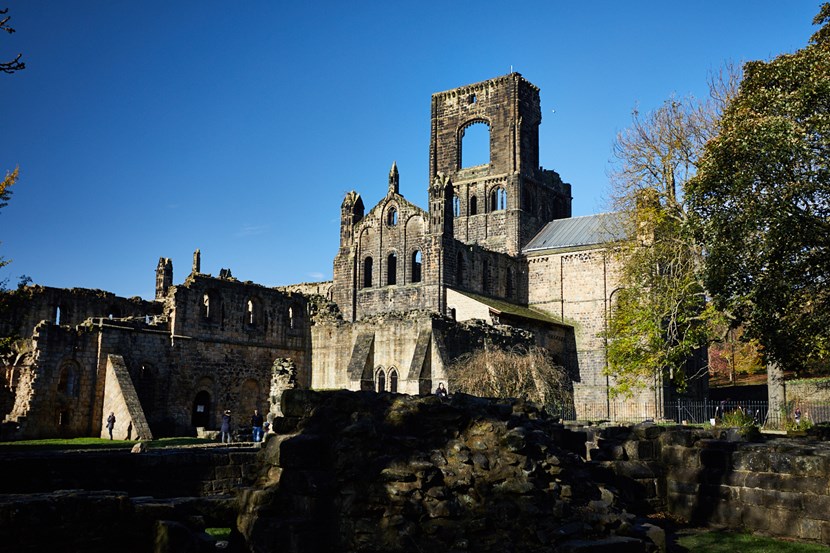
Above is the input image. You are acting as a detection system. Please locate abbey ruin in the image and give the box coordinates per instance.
[0,73,702,440]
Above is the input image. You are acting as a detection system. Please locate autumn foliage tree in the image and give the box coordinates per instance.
[0,167,17,273]
[708,326,764,384]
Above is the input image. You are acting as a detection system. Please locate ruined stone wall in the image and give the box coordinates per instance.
[0,285,159,339]
[444,288,575,368]
[430,74,571,257]
[448,242,525,302]
[0,447,259,497]
[102,321,305,437]
[100,354,153,440]
[277,280,334,299]
[310,314,542,396]
[0,447,255,552]
[4,322,104,438]
[332,188,441,321]
[239,390,665,553]
[4,273,314,439]
[311,314,436,394]
[583,424,830,545]
[450,171,571,256]
[168,274,309,353]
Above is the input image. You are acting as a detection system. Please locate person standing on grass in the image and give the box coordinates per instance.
[251,409,264,442]
[221,410,232,444]
[106,412,116,440]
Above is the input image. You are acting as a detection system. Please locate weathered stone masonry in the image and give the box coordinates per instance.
[3,266,311,438]
[1,73,699,439]
[5,391,828,551]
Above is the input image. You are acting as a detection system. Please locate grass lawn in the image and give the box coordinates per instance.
[675,529,828,552]
[0,436,215,451]
[205,527,231,540]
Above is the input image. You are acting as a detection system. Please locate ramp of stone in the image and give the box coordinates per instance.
[101,354,153,441]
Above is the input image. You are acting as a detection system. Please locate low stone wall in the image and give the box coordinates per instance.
[4,394,830,551]
[0,490,239,553]
[583,424,830,544]
[0,445,258,552]
[0,446,259,497]
[666,438,830,542]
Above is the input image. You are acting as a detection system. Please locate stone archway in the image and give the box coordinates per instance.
[191,390,211,428]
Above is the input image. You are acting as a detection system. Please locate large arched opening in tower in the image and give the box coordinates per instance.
[459,120,490,168]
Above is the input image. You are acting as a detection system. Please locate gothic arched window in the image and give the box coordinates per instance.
[389,368,398,393]
[363,257,374,288]
[376,368,386,392]
[411,250,422,283]
[387,252,397,286]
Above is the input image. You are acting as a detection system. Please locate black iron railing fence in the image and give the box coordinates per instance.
[549,400,830,427]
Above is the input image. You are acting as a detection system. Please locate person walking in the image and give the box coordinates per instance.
[221,410,232,444]
[106,412,116,440]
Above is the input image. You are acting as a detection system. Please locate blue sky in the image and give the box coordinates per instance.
[0,1,821,299]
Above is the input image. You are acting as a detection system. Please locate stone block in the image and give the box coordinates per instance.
[765,507,802,539]
[661,445,699,468]
[802,494,830,521]
[722,470,747,488]
[280,389,323,418]
[632,424,664,440]
[792,454,830,478]
[798,518,823,541]
[213,465,241,480]
[666,491,695,520]
[768,451,795,474]
[613,461,658,480]
[732,449,768,471]
[710,499,742,527]
[739,502,769,530]
[658,429,694,448]
[742,471,781,491]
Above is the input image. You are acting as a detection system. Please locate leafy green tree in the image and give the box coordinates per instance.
[688,5,830,376]
[604,85,735,396]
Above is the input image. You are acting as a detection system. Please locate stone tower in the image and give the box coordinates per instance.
[155,257,173,301]
[429,73,572,255]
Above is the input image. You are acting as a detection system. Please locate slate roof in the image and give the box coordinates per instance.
[450,289,566,326]
[523,212,628,254]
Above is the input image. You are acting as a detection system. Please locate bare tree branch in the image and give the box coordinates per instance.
[0,8,25,74]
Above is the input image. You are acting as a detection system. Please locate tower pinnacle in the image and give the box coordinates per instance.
[388,161,399,195]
